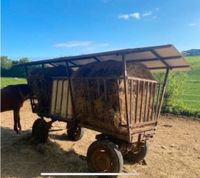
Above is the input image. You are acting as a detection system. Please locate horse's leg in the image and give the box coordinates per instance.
[13,109,19,134]
[17,109,22,131]
[13,108,20,134]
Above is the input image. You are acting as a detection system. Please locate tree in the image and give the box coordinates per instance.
[1,56,30,77]
[1,56,12,69]
[19,57,29,64]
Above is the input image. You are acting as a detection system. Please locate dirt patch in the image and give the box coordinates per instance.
[1,101,200,178]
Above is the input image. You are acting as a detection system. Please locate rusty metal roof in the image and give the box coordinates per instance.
[24,44,190,71]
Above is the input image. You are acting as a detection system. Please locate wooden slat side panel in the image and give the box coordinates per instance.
[55,80,63,113]
[61,80,69,117]
[51,79,73,119]
[51,80,57,114]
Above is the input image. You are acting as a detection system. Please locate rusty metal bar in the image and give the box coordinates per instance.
[54,80,58,113]
[155,83,162,119]
[116,79,123,125]
[127,55,183,63]
[155,84,159,116]
[151,83,156,120]
[86,78,90,113]
[66,62,75,115]
[122,55,131,142]
[148,65,190,70]
[41,64,48,112]
[134,80,139,123]
[54,76,124,80]
[59,79,65,115]
[147,82,152,121]
[151,50,172,69]
[129,80,133,127]
[131,120,157,128]
[139,81,144,123]
[157,68,170,118]
[66,79,70,117]
[128,76,157,83]
[131,126,156,134]
[21,44,173,66]
[143,82,149,122]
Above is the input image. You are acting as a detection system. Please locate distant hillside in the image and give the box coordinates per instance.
[182,49,200,56]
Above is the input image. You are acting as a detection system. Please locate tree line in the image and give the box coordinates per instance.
[1,56,29,77]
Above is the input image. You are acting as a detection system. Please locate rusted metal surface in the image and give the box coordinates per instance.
[28,64,161,143]
[123,55,131,142]
[59,80,64,114]
[143,81,148,122]
[50,75,159,142]
[157,68,170,118]
[139,81,144,123]
[134,80,139,123]
[116,79,123,124]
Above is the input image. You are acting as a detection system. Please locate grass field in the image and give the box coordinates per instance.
[1,77,27,88]
[175,56,200,111]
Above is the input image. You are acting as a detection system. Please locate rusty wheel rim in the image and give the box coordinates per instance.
[91,147,113,172]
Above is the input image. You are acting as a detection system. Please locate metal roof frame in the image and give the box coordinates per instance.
[22,44,190,71]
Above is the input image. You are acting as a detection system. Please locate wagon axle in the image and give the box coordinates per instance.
[32,118,84,143]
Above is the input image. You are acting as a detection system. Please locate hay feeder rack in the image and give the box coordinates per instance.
[22,44,190,174]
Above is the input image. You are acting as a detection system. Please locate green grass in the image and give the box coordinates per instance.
[1,77,27,88]
[172,56,200,112]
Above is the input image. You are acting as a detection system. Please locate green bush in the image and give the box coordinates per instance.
[153,71,200,117]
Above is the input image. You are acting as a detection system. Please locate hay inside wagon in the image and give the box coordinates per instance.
[28,65,72,115]
[72,60,156,136]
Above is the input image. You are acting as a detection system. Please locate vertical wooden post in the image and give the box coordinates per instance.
[66,62,75,117]
[157,68,170,118]
[24,65,34,112]
[122,55,131,142]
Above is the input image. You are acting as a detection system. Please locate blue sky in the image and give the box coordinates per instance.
[1,0,200,60]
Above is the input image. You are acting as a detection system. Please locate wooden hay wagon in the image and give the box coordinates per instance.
[22,44,190,174]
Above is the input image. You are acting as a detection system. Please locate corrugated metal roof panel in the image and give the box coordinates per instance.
[23,44,190,71]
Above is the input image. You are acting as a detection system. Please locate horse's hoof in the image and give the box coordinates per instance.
[14,129,19,134]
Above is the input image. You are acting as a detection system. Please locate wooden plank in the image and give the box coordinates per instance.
[134,80,139,123]
[129,80,133,127]
[143,81,149,122]
[147,82,152,121]
[139,81,144,123]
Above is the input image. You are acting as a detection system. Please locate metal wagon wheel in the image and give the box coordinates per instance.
[87,140,123,175]
[32,118,49,144]
[67,124,84,141]
[124,142,148,163]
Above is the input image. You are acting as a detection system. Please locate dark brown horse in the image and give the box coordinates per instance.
[1,84,30,133]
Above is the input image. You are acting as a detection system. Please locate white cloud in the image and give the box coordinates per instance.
[188,23,197,27]
[118,11,155,20]
[118,14,129,20]
[54,41,109,52]
[142,11,152,17]
[54,41,92,48]
[130,12,141,19]
[118,12,141,20]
